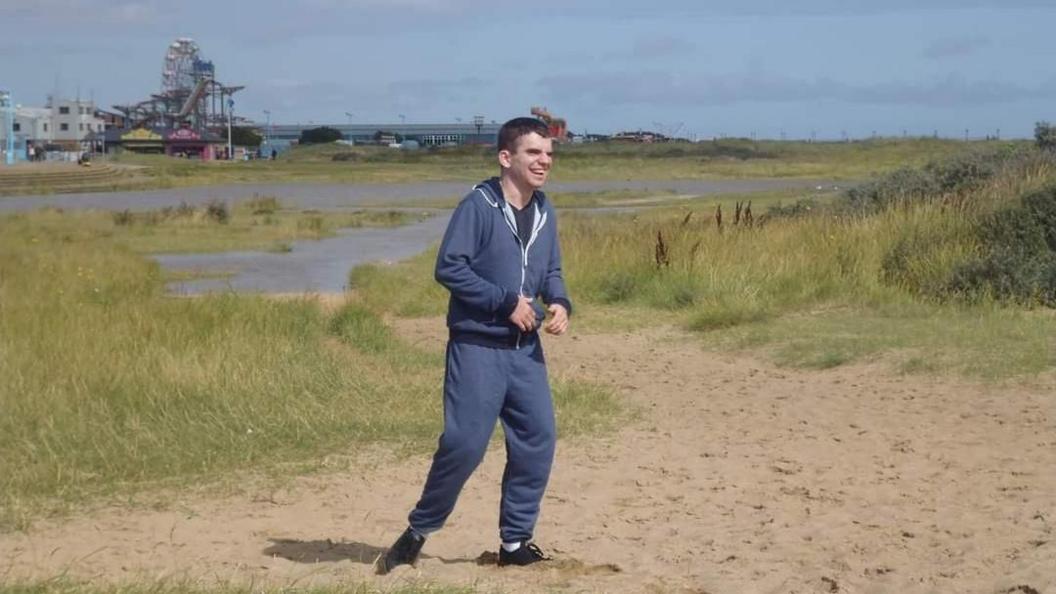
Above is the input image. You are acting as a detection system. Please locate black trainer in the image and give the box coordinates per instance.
[375,527,425,575]
[497,541,552,567]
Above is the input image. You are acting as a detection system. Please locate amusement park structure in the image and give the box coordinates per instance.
[530,106,568,142]
[113,38,243,133]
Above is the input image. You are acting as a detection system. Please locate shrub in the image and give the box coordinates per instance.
[765,198,820,220]
[1035,121,1056,152]
[947,185,1056,305]
[204,200,229,224]
[299,126,343,145]
[245,195,280,215]
[112,209,133,226]
[297,215,324,234]
[924,152,997,195]
[843,167,939,213]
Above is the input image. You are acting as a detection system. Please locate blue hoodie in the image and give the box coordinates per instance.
[435,177,572,349]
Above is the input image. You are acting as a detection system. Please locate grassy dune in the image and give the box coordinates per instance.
[0,213,619,530]
[351,148,1056,380]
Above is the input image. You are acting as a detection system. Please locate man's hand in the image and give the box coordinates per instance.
[544,303,569,336]
[509,296,536,332]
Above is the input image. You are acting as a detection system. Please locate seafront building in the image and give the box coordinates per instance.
[0,96,106,160]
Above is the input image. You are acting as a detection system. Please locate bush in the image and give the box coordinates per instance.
[947,185,1056,305]
[925,152,998,195]
[299,126,343,145]
[112,209,133,226]
[843,167,939,213]
[245,195,280,215]
[765,198,820,220]
[204,200,229,224]
[840,149,1012,214]
[1035,121,1056,152]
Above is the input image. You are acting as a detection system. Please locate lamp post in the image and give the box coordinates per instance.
[473,114,484,139]
[226,97,234,160]
[263,109,271,147]
[1,90,13,166]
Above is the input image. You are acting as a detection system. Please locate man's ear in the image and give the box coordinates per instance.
[497,149,512,169]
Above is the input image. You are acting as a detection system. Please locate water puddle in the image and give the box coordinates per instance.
[157,213,451,294]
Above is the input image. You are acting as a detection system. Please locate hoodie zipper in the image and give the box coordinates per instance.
[476,184,548,350]
[499,198,547,350]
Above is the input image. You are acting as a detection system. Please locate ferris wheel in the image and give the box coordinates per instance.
[161,37,202,94]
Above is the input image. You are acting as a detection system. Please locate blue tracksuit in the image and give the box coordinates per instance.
[408,178,572,543]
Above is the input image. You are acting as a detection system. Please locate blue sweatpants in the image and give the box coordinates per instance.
[408,337,556,543]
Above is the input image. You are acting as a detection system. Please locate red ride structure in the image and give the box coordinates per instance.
[530,106,568,142]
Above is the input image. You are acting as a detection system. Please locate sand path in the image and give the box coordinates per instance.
[2,320,1054,593]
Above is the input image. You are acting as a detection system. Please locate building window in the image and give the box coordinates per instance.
[13,123,20,132]
[61,123,69,131]
[98,124,103,131]
[44,123,49,132]
[59,106,70,115]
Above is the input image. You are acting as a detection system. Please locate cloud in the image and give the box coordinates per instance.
[603,35,696,61]
[538,70,1054,108]
[252,76,494,116]
[0,0,163,25]
[922,35,992,59]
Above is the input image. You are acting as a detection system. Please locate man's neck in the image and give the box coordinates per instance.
[499,176,534,210]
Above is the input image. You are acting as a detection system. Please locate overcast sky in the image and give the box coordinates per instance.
[2,0,1054,139]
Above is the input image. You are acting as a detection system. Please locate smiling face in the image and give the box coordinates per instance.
[499,131,554,190]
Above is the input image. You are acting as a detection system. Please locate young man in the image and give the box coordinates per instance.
[376,117,571,574]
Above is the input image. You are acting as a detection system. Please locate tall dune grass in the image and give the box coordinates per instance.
[349,149,1056,378]
[0,215,617,529]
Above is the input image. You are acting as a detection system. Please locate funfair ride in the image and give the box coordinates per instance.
[114,38,243,134]
[530,106,568,142]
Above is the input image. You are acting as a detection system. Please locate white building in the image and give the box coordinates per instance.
[0,97,105,155]
[46,97,105,146]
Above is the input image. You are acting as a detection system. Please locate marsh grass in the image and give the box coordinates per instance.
[348,153,1056,381]
[5,202,420,255]
[41,139,1003,197]
[0,216,618,529]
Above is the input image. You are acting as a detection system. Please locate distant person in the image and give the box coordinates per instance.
[376,117,571,573]
[271,148,277,160]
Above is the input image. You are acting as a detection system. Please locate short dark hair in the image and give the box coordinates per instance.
[497,117,550,152]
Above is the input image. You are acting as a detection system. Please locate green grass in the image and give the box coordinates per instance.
[348,152,1056,382]
[0,138,1012,197]
[0,214,620,531]
[4,201,422,255]
[714,301,1056,378]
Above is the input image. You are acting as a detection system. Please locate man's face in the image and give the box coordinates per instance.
[499,132,554,189]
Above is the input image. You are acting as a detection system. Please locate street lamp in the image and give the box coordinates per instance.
[1,90,13,166]
[263,109,271,147]
[227,97,234,160]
